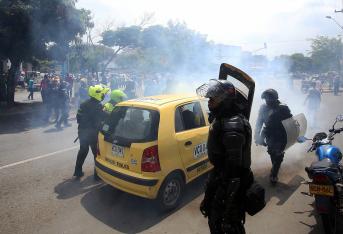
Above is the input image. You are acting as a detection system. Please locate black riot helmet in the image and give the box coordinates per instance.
[197,79,236,101]
[261,89,278,101]
[197,79,236,113]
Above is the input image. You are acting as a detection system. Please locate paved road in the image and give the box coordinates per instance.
[0,92,342,234]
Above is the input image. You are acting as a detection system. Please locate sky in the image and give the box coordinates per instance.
[76,0,343,58]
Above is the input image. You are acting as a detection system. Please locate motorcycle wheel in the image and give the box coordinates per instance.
[321,213,337,234]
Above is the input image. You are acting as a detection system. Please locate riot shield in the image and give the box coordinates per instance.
[218,63,255,120]
[282,113,307,150]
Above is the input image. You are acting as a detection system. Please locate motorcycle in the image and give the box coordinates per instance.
[298,114,343,234]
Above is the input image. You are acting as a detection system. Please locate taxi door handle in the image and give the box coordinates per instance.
[185,141,192,146]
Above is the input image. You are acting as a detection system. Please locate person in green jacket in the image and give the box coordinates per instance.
[103,89,127,113]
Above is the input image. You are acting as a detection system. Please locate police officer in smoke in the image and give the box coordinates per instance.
[73,85,109,178]
[255,89,292,184]
[198,79,254,234]
[55,80,71,129]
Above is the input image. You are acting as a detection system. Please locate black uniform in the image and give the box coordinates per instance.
[255,101,292,179]
[202,110,253,234]
[73,98,106,176]
[55,82,70,128]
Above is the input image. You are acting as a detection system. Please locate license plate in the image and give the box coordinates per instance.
[112,144,124,158]
[309,184,334,196]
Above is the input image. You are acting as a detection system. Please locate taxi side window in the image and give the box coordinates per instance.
[175,102,205,132]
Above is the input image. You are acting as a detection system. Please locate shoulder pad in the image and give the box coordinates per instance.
[279,103,291,111]
[221,115,245,132]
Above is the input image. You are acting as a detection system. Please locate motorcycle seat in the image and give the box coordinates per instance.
[310,158,333,170]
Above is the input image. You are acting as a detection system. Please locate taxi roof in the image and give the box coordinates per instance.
[118,94,203,108]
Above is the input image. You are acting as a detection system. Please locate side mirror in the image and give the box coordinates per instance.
[297,136,309,143]
[336,114,343,122]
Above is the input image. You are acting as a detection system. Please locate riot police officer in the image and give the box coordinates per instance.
[55,81,71,129]
[198,79,253,234]
[255,89,292,184]
[73,85,109,178]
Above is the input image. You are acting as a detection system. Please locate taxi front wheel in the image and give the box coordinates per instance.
[157,174,185,211]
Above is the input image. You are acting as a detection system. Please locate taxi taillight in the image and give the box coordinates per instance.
[141,145,161,172]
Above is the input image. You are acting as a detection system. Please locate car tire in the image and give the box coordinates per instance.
[156,173,184,211]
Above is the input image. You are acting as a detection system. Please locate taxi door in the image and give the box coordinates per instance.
[174,101,209,180]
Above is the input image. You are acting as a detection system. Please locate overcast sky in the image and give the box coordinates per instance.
[77,0,343,58]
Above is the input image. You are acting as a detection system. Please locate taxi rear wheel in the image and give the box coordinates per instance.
[157,174,184,211]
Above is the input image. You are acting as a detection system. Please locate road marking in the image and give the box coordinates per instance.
[0,146,79,170]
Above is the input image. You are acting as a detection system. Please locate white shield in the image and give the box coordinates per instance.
[282,113,307,150]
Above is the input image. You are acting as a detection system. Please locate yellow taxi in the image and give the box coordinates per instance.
[95,94,212,210]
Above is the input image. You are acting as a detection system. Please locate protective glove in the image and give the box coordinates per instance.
[255,136,267,146]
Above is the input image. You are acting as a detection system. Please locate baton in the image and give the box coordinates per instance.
[73,137,79,143]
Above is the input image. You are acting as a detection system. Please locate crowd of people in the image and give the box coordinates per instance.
[38,74,73,129]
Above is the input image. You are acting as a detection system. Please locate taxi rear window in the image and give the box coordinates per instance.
[104,106,160,145]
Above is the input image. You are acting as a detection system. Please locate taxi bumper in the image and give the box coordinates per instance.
[95,159,161,199]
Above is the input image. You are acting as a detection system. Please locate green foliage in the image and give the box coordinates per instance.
[310,36,343,73]
[0,0,92,104]
[68,43,113,73]
[100,26,141,48]
[274,37,343,74]
[289,53,312,73]
[101,22,212,76]
[0,0,92,62]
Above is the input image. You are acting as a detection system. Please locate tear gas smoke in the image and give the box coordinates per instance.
[152,57,341,179]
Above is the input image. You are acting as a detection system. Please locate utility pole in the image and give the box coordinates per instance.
[334,1,343,80]
[335,0,343,13]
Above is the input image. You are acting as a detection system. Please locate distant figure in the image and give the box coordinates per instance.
[79,79,88,106]
[27,78,34,100]
[125,79,136,99]
[40,75,49,103]
[66,74,74,98]
[55,81,71,129]
[315,79,323,93]
[50,78,61,123]
[304,83,321,128]
[333,76,341,96]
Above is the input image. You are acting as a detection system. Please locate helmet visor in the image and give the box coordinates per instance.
[196,79,228,102]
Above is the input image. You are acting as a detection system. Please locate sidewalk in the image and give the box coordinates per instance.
[0,89,78,134]
[0,88,77,117]
[0,88,44,117]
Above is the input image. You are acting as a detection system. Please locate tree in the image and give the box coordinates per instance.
[310,36,343,73]
[0,0,92,105]
[99,26,141,74]
[115,22,212,76]
[68,43,113,74]
[289,53,313,73]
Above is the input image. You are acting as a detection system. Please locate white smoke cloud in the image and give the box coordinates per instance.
[77,0,342,57]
